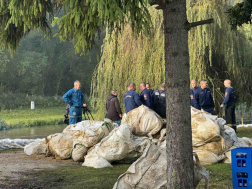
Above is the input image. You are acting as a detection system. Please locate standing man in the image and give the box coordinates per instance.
[190,79,198,108]
[221,79,236,132]
[146,83,153,95]
[152,83,166,118]
[139,82,152,109]
[106,90,122,126]
[124,83,142,113]
[62,80,86,125]
[194,80,215,114]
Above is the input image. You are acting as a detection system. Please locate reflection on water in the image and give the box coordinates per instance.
[0,124,67,139]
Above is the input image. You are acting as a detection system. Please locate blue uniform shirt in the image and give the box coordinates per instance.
[152,89,166,118]
[124,90,142,113]
[190,87,198,107]
[62,88,84,107]
[222,86,235,106]
[140,88,152,108]
[194,87,214,110]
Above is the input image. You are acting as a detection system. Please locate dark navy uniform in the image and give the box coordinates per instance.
[222,86,236,131]
[194,87,215,114]
[62,88,84,124]
[140,88,152,109]
[190,87,198,108]
[152,90,166,118]
[124,90,142,113]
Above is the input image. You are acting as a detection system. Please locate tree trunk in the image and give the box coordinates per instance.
[163,0,194,188]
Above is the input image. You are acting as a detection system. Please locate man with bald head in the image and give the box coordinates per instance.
[221,79,236,131]
[124,82,142,113]
[194,80,215,114]
[190,79,198,108]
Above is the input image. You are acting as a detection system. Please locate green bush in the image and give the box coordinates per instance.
[0,93,65,110]
[0,118,13,130]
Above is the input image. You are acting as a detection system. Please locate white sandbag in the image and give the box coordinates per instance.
[193,150,225,165]
[24,138,46,155]
[193,135,225,155]
[224,146,238,163]
[121,105,163,138]
[63,120,114,147]
[113,143,209,189]
[221,125,237,150]
[234,138,250,147]
[115,137,151,164]
[239,137,252,147]
[70,142,89,162]
[83,124,134,168]
[191,108,220,146]
[46,133,73,160]
[83,153,112,168]
[0,138,37,150]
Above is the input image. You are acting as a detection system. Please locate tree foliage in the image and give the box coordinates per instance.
[91,0,252,118]
[0,27,105,96]
[0,0,152,54]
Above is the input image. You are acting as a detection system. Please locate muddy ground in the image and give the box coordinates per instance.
[0,150,79,189]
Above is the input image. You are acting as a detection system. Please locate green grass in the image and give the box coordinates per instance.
[237,127,252,138]
[197,163,232,189]
[26,164,131,189]
[0,106,66,130]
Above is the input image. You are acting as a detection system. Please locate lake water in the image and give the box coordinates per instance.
[0,124,67,139]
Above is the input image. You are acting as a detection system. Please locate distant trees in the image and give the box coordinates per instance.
[0,29,104,95]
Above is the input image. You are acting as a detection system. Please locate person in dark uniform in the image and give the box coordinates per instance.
[106,90,122,126]
[62,80,86,125]
[221,79,236,132]
[124,83,142,113]
[190,79,198,108]
[194,80,215,114]
[146,83,153,95]
[139,82,152,109]
[152,83,166,118]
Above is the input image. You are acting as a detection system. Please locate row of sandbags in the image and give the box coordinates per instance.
[24,120,115,161]
[0,138,41,150]
[189,107,252,165]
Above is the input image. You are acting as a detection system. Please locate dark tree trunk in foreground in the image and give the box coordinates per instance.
[163,0,194,188]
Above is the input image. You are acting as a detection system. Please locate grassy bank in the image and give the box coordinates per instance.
[0,106,65,130]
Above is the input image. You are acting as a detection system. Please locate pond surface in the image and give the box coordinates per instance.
[0,124,67,139]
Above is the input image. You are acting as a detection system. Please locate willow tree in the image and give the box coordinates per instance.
[0,0,216,188]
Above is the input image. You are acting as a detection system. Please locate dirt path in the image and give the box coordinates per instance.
[0,150,79,189]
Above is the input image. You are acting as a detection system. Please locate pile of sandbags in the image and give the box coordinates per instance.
[83,123,135,168]
[113,143,209,189]
[190,108,226,165]
[24,120,115,161]
[121,105,163,138]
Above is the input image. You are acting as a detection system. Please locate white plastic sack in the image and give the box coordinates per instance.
[46,133,73,160]
[191,108,220,147]
[113,143,209,189]
[0,138,38,150]
[63,120,114,147]
[193,150,225,165]
[221,125,237,150]
[24,138,46,155]
[71,142,89,162]
[83,124,134,168]
[121,105,163,138]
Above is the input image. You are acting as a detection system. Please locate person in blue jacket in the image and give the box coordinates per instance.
[190,79,198,108]
[220,79,236,132]
[62,80,86,125]
[139,82,152,109]
[152,83,166,118]
[194,80,215,114]
[124,83,142,113]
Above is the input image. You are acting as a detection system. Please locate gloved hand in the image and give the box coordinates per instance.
[220,104,224,108]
